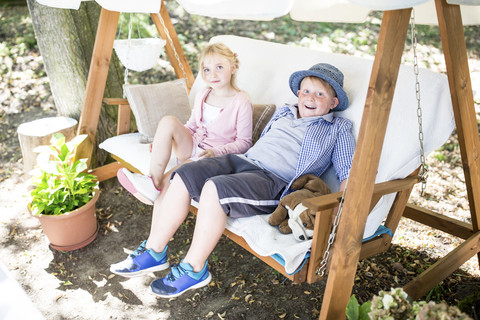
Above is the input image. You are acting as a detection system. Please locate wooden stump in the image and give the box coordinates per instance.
[17,117,78,175]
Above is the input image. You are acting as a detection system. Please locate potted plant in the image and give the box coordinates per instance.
[29,133,100,251]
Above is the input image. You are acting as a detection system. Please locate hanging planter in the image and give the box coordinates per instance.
[35,0,83,9]
[114,38,166,72]
[95,0,161,13]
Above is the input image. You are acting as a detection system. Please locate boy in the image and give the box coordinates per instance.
[110,63,356,298]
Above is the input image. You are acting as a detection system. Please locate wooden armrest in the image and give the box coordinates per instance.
[104,98,129,105]
[303,175,420,211]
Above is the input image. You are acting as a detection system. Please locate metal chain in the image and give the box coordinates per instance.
[122,13,133,98]
[316,175,350,276]
[410,9,428,195]
[155,13,190,88]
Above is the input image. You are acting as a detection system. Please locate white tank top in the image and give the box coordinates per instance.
[202,102,223,125]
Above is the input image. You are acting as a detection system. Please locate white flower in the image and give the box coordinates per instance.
[382,294,396,310]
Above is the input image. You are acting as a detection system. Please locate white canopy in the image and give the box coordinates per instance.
[36,0,480,24]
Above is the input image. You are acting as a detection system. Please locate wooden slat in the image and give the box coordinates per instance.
[117,104,131,135]
[404,231,480,300]
[435,0,480,263]
[382,171,420,240]
[89,161,122,182]
[151,1,195,91]
[359,234,392,259]
[319,9,412,320]
[104,98,128,105]
[304,176,419,212]
[306,208,334,283]
[404,203,473,239]
[76,9,120,165]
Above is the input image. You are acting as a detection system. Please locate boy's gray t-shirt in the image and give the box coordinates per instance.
[242,105,331,182]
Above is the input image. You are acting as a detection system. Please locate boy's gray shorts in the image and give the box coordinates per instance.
[172,154,287,218]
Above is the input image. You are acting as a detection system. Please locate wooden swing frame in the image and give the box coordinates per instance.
[75,0,480,318]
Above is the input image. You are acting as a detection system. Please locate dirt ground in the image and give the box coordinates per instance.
[2,111,480,320]
[2,2,480,320]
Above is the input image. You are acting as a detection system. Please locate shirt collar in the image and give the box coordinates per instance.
[287,104,334,123]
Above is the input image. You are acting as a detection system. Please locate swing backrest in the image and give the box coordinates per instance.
[190,35,455,238]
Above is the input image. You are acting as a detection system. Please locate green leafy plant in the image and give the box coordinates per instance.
[29,133,99,216]
[346,288,472,320]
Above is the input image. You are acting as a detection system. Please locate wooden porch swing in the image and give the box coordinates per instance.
[75,0,480,319]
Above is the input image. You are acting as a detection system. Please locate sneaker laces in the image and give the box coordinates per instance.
[130,242,147,258]
[167,264,187,282]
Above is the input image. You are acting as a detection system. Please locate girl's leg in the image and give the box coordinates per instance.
[156,159,193,203]
[146,173,192,253]
[182,180,227,272]
[110,173,192,277]
[150,115,193,188]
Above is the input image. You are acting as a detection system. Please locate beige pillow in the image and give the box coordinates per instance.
[124,79,191,142]
[252,104,276,144]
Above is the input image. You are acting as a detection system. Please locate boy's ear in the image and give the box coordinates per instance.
[331,97,339,109]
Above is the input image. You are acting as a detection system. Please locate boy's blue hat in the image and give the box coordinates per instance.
[289,63,349,112]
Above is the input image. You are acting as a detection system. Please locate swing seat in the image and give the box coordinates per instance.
[98,35,455,282]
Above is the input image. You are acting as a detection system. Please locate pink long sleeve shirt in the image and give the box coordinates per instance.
[185,88,253,156]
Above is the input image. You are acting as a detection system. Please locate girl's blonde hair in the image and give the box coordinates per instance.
[199,43,240,90]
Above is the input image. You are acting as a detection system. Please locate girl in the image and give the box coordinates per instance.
[117,43,253,205]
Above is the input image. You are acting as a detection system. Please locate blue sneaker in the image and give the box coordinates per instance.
[110,241,169,277]
[150,261,212,298]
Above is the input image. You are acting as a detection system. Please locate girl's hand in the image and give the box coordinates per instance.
[198,149,215,158]
[149,143,153,153]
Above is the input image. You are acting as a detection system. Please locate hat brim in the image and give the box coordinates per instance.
[289,70,349,112]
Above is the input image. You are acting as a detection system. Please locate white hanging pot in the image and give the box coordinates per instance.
[113,38,166,72]
[35,0,83,9]
[95,0,161,13]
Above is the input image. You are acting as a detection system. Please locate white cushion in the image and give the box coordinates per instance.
[124,78,191,141]
[99,133,177,175]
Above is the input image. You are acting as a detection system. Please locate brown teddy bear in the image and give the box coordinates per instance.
[268,174,330,241]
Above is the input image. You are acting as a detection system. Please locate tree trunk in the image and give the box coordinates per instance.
[26,0,124,166]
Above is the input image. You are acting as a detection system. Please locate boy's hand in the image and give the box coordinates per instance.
[198,149,215,158]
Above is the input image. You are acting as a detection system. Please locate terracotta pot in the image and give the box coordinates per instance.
[30,191,100,251]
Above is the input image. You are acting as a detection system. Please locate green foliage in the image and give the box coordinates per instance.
[117,13,157,40]
[347,288,473,320]
[29,133,99,216]
[433,152,446,162]
[457,289,480,315]
[346,295,371,320]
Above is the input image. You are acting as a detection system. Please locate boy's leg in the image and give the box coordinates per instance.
[150,179,224,298]
[183,180,227,271]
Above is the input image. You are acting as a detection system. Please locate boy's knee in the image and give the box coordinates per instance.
[200,180,220,201]
[171,173,186,189]
[202,180,217,194]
